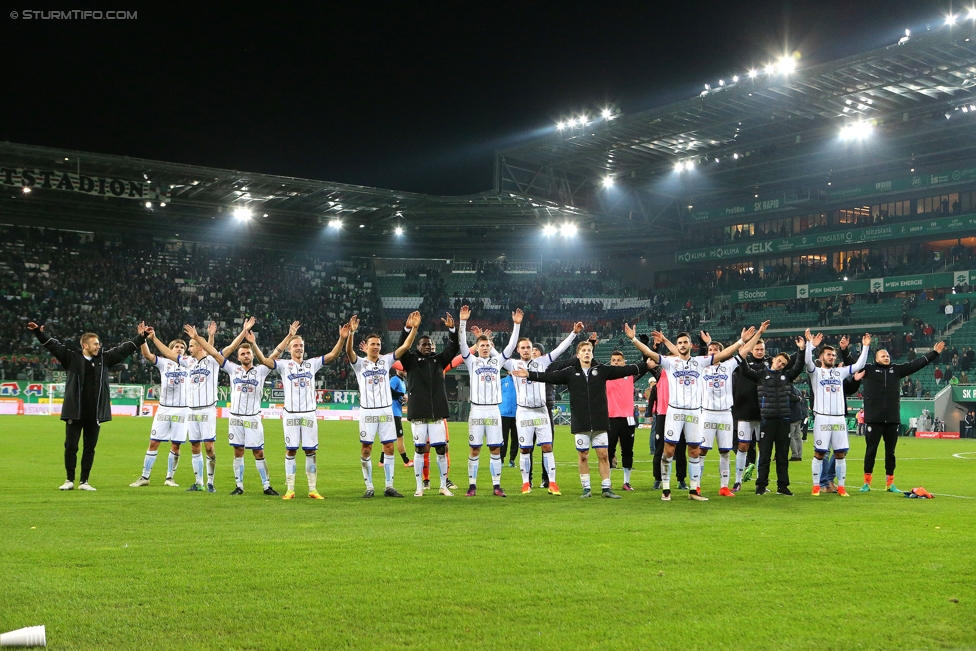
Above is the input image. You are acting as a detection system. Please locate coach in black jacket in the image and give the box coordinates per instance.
[514,339,649,498]
[853,340,944,493]
[738,336,807,495]
[29,320,146,490]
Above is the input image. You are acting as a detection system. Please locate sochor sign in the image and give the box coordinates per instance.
[676,213,976,264]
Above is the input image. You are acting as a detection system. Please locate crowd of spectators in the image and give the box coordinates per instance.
[0,226,383,389]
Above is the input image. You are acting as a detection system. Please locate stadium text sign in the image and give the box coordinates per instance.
[732,271,976,303]
[0,167,170,201]
[829,165,976,202]
[686,194,790,223]
[676,213,976,264]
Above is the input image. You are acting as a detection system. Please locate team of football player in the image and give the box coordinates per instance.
[128,308,940,500]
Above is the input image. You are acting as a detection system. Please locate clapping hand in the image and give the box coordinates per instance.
[459,305,471,321]
[184,324,199,340]
[27,321,42,331]
[624,323,636,339]
[441,312,454,329]
[512,308,523,325]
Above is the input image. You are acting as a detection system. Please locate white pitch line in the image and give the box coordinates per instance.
[931,493,976,499]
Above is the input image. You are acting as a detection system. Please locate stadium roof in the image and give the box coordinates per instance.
[496,22,976,232]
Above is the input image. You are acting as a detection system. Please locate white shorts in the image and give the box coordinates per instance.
[468,405,503,448]
[151,405,188,443]
[664,406,703,446]
[187,406,217,442]
[813,414,849,453]
[284,412,319,451]
[359,407,396,445]
[516,406,552,449]
[575,431,609,451]
[737,420,761,443]
[228,414,265,450]
[701,410,734,451]
[411,419,447,447]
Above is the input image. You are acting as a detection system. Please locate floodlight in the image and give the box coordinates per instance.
[971,8,976,19]
[145,201,152,208]
[732,75,739,82]
[232,207,252,221]
[748,69,757,79]
[560,223,577,236]
[840,122,872,140]
[556,121,565,130]
[674,162,684,172]
[542,224,557,236]
[684,160,694,171]
[395,226,404,235]
[777,56,796,74]
[947,14,957,25]
[329,218,342,229]
[22,186,31,194]
[160,202,167,207]
[601,108,611,119]
[601,176,614,188]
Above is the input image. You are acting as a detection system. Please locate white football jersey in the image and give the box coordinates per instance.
[806,344,869,416]
[154,355,188,408]
[501,323,577,409]
[274,356,325,413]
[222,360,272,416]
[658,355,714,410]
[701,356,740,411]
[351,352,395,409]
[459,320,505,405]
[182,355,220,408]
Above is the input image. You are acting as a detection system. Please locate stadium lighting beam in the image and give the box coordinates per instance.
[560,223,577,237]
[144,201,152,209]
[328,218,342,229]
[601,176,614,188]
[777,56,796,75]
[394,225,404,236]
[601,108,611,119]
[542,224,557,236]
[748,69,757,79]
[840,121,873,140]
[22,186,32,194]
[970,8,976,20]
[674,162,683,172]
[556,121,565,130]
[232,207,252,221]
[946,13,957,25]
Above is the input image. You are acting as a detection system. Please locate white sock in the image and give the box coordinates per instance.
[489,453,501,486]
[689,457,702,490]
[468,455,480,485]
[698,455,706,485]
[543,451,556,483]
[719,451,731,488]
[361,456,373,490]
[142,450,157,479]
[580,473,591,489]
[735,449,747,484]
[520,452,531,484]
[255,458,270,489]
[812,457,823,488]
[166,451,180,479]
[414,452,425,490]
[601,478,611,490]
[383,452,394,488]
[306,453,317,492]
[191,453,204,485]
[233,457,244,488]
[436,453,449,488]
[661,454,673,490]
[285,456,297,491]
[835,457,847,487]
[206,454,216,485]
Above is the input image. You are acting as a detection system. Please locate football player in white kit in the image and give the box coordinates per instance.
[457,305,518,498]
[501,309,580,496]
[258,321,349,500]
[346,312,419,498]
[140,319,254,492]
[805,329,871,497]
[697,322,768,497]
[129,324,218,488]
[188,325,281,496]
[628,324,755,502]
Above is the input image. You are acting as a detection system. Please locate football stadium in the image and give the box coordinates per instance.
[3,9,976,651]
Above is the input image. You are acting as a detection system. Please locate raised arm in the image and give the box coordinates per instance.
[458,305,472,358]
[221,316,256,359]
[625,323,658,362]
[513,365,573,385]
[606,363,645,380]
[898,341,944,378]
[739,321,770,358]
[207,320,216,348]
[503,309,523,359]
[787,336,808,382]
[245,331,272,368]
[713,325,758,364]
[28,321,71,366]
[346,315,361,364]
[850,333,871,374]
[148,329,178,362]
[323,322,350,364]
[548,321,582,362]
[804,328,821,373]
[270,320,298,361]
[103,322,148,366]
[395,316,420,360]
[185,324,226,365]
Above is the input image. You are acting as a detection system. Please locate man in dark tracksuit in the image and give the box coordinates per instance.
[854,341,944,493]
[731,344,770,489]
[737,338,807,495]
[396,313,460,495]
[515,340,648,499]
[29,320,146,490]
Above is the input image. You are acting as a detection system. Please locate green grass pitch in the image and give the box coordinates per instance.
[1,415,975,650]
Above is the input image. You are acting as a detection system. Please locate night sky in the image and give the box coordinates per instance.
[0,1,947,196]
